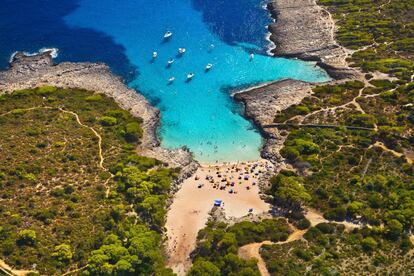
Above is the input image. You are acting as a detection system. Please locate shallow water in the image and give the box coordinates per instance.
[1,0,330,163]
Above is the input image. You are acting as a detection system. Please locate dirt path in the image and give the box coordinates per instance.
[58,108,115,196]
[369,141,413,165]
[0,106,112,275]
[1,106,108,171]
[58,108,106,170]
[0,260,34,276]
[238,227,306,276]
[238,208,362,276]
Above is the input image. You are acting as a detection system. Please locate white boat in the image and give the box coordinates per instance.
[167,58,174,65]
[168,77,175,83]
[186,73,195,80]
[205,63,213,70]
[153,51,158,59]
[249,53,254,61]
[178,48,186,55]
[164,31,173,39]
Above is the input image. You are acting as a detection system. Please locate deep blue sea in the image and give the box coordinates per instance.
[0,0,330,163]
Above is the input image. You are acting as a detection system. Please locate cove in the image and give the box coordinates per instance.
[63,0,330,163]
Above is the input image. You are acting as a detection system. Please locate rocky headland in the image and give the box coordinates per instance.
[267,0,359,80]
[0,51,199,185]
[234,80,313,165]
[234,0,363,167]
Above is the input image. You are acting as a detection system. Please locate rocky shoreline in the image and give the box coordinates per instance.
[0,51,199,185]
[234,0,363,169]
[234,79,314,165]
[266,0,358,80]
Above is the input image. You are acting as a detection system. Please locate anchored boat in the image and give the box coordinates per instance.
[186,73,195,81]
[168,77,175,84]
[164,31,173,39]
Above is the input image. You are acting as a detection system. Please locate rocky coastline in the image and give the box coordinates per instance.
[0,51,199,185]
[266,0,359,80]
[234,79,313,165]
[234,0,363,168]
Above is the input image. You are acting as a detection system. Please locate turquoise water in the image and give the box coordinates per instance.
[64,0,330,163]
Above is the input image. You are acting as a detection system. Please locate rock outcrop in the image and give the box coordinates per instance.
[267,0,358,80]
[234,80,313,164]
[0,51,199,183]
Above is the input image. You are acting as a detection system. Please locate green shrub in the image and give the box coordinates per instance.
[52,244,73,262]
[85,94,103,101]
[362,237,378,251]
[36,86,57,95]
[17,230,36,246]
[99,116,118,126]
[124,122,143,143]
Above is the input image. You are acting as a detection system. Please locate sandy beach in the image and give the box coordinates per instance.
[165,160,273,275]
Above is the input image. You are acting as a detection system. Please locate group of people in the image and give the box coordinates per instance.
[195,161,272,194]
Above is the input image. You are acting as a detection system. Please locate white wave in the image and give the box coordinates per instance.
[39,47,59,58]
[265,30,276,56]
[9,51,19,63]
[9,47,59,62]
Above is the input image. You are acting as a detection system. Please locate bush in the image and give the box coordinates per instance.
[295,218,311,230]
[17,230,36,246]
[316,223,336,234]
[85,94,103,101]
[362,237,377,251]
[294,249,312,261]
[188,260,220,276]
[124,122,143,143]
[99,116,118,126]
[324,207,346,221]
[52,244,73,262]
[346,114,377,128]
[36,86,57,95]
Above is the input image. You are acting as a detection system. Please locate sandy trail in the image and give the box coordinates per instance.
[165,160,273,275]
[0,259,34,276]
[238,208,362,276]
[238,226,306,276]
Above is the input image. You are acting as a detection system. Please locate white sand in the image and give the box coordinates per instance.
[165,160,272,275]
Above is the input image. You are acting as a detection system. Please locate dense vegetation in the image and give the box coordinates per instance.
[269,0,414,232]
[258,0,414,274]
[261,223,414,275]
[319,0,414,81]
[0,87,176,275]
[188,218,291,276]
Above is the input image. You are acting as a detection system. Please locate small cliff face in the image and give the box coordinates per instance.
[0,51,198,181]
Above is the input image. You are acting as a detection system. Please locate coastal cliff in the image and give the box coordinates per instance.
[0,51,198,183]
[267,0,358,80]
